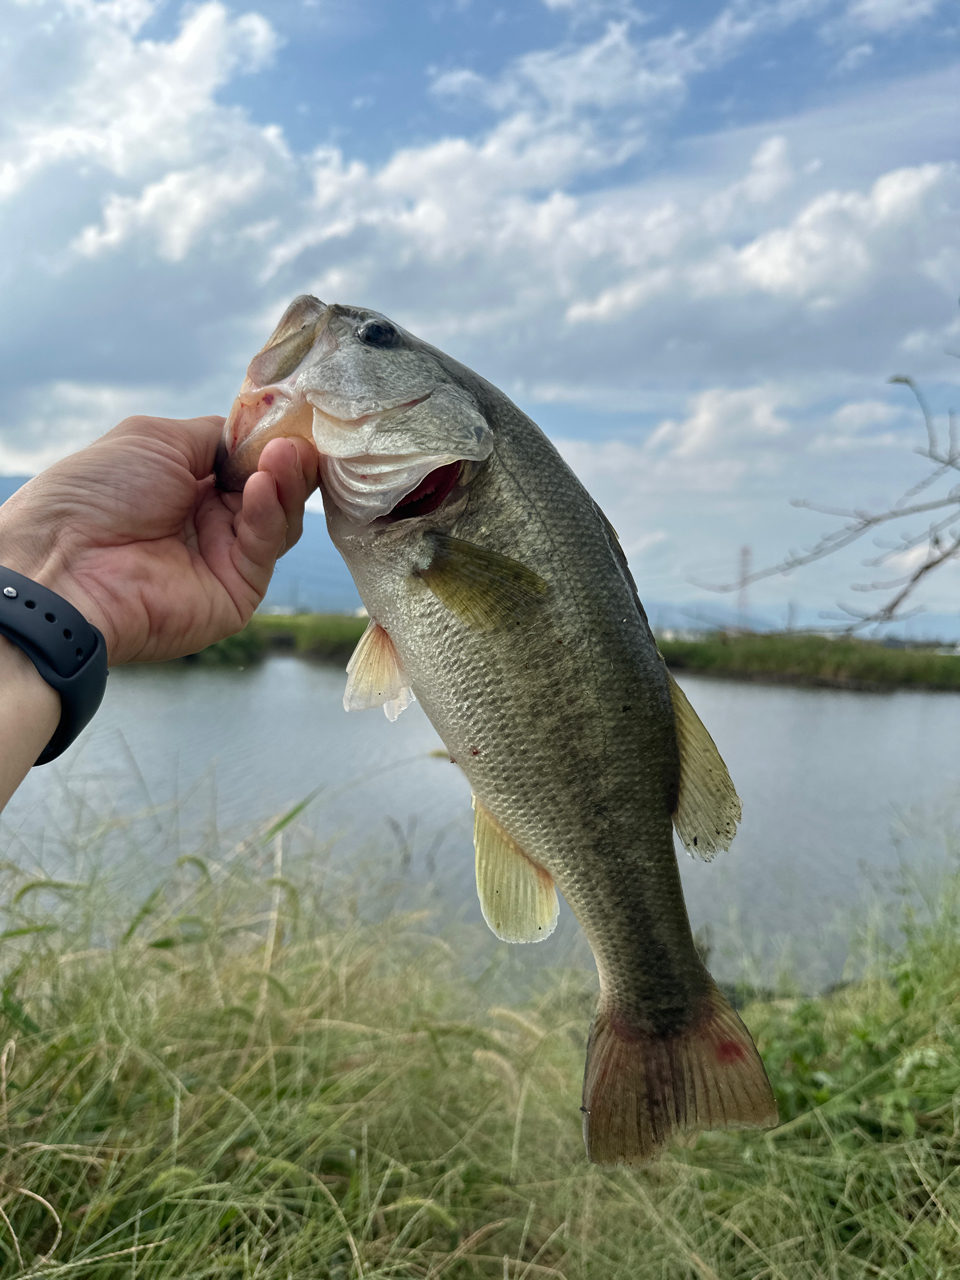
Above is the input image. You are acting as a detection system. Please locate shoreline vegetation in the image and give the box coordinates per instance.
[659,630,960,692]
[190,615,960,692]
[2,818,960,1276]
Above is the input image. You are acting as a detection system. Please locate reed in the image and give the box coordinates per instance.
[660,630,960,691]
[1,806,959,1277]
[191,621,960,693]
[182,615,367,667]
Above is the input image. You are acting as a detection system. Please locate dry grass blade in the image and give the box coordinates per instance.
[425,1220,510,1278]
[2,810,960,1277]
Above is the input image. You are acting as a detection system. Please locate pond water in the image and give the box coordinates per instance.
[4,656,959,988]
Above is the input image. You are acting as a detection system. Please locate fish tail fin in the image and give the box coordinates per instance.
[581,983,778,1166]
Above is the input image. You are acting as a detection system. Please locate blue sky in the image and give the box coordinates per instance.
[2,0,959,618]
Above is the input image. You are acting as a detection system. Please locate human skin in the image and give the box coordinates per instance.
[0,414,318,810]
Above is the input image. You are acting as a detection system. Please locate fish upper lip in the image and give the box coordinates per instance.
[221,392,432,465]
[309,393,431,436]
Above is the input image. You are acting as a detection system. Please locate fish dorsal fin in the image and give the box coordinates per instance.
[417,533,549,631]
[668,674,741,861]
[473,798,559,943]
[343,621,416,722]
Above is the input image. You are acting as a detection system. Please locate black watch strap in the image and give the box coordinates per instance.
[0,567,108,765]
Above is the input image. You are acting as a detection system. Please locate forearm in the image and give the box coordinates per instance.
[0,636,61,812]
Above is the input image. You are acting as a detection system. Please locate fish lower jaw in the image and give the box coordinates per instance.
[319,456,466,526]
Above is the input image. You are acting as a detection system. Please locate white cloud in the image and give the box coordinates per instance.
[835,40,873,70]
[810,398,907,449]
[845,0,942,32]
[430,67,488,100]
[433,4,841,125]
[0,3,279,201]
[647,386,791,458]
[551,379,948,604]
[540,0,643,13]
[0,381,153,473]
[729,163,947,298]
[74,153,279,262]
[1,0,958,615]
[567,158,957,338]
[506,21,686,115]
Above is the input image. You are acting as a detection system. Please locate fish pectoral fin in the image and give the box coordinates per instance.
[473,797,559,943]
[343,620,416,721]
[417,533,549,631]
[668,673,741,861]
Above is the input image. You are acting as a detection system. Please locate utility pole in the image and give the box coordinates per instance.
[737,545,752,632]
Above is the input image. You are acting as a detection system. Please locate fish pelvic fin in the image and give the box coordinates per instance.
[668,673,742,861]
[343,620,416,722]
[581,983,778,1166]
[473,797,559,943]
[417,533,549,631]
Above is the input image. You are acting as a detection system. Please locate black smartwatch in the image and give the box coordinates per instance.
[0,567,108,765]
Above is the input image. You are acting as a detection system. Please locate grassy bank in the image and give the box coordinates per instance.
[660,630,960,691]
[2,819,960,1276]
[182,614,367,668]
[191,617,960,692]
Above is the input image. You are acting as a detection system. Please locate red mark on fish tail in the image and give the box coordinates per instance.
[715,1039,747,1065]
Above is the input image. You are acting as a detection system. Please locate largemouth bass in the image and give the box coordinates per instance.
[217,296,779,1164]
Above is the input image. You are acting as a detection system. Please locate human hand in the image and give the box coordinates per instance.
[0,415,318,665]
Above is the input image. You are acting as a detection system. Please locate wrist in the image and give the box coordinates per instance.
[0,503,110,646]
[0,499,71,595]
[0,635,61,809]
[0,633,61,711]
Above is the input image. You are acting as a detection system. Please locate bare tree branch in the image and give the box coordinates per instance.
[701,371,960,629]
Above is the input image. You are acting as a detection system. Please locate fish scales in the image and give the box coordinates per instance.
[344,393,701,1024]
[216,296,779,1164]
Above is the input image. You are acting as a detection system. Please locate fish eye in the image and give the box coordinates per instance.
[357,318,400,349]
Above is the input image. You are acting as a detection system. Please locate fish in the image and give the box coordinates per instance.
[216,295,779,1165]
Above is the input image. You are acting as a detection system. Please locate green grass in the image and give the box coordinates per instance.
[660,630,960,691]
[250,614,368,664]
[2,811,960,1277]
[184,615,367,667]
[191,619,960,693]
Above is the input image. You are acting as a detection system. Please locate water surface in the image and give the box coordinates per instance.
[4,658,958,986]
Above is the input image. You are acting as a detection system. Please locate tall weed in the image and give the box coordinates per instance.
[0,811,958,1277]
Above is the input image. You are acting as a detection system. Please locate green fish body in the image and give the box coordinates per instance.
[217,297,778,1164]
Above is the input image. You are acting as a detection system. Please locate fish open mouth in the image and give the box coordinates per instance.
[386,461,462,521]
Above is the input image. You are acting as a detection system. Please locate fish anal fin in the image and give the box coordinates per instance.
[582,983,778,1166]
[668,673,741,861]
[473,798,559,943]
[343,620,416,721]
[418,533,549,631]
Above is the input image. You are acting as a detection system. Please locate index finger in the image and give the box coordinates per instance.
[105,415,228,481]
